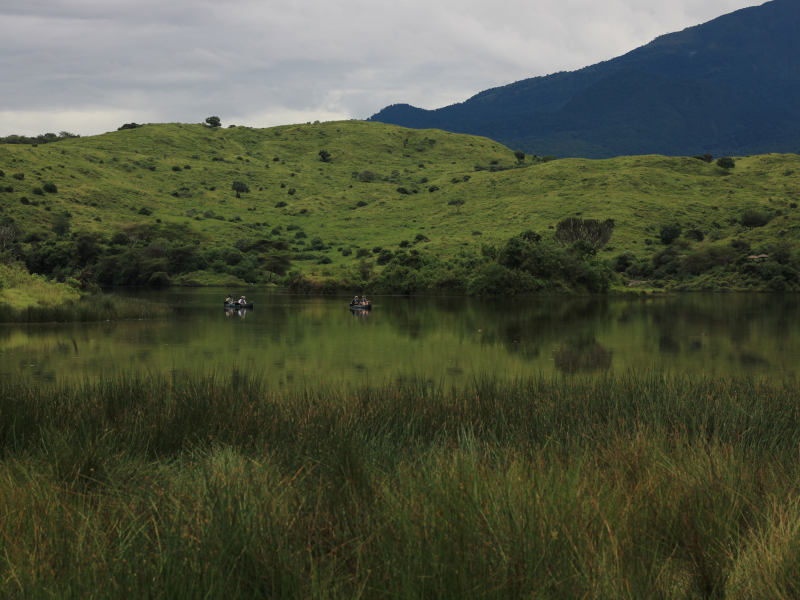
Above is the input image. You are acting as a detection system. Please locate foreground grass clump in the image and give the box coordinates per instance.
[1,373,800,597]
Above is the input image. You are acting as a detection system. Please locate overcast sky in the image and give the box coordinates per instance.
[0,0,765,137]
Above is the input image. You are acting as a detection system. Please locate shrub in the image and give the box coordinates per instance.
[397,187,411,195]
[12,173,24,180]
[171,165,182,172]
[32,187,44,195]
[147,271,171,287]
[685,228,704,242]
[355,200,367,207]
[554,218,614,249]
[356,171,378,182]
[138,207,152,216]
[117,122,141,130]
[740,209,772,228]
[428,185,440,193]
[232,181,250,194]
[318,150,331,163]
[341,247,352,257]
[716,157,736,169]
[43,182,57,193]
[399,240,411,248]
[356,248,370,258]
[659,222,682,245]
[275,201,287,208]
[376,249,394,265]
[205,116,221,127]
[287,188,296,195]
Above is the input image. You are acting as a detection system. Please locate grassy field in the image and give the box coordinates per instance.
[1,372,799,598]
[1,121,799,289]
[0,262,169,322]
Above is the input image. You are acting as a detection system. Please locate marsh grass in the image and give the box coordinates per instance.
[1,372,800,597]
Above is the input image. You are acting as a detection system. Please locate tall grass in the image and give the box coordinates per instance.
[1,373,799,597]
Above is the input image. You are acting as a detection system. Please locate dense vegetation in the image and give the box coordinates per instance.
[1,372,799,597]
[370,0,800,158]
[2,121,799,294]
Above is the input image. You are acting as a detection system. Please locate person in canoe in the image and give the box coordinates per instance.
[238,295,247,306]
[225,295,233,304]
[351,295,360,306]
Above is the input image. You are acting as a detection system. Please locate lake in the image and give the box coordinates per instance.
[2,290,798,388]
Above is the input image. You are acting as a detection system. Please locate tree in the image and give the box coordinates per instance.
[448,198,465,213]
[52,211,72,237]
[205,116,221,128]
[318,149,332,163]
[514,150,526,163]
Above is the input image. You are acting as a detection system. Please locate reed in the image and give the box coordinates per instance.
[1,373,799,597]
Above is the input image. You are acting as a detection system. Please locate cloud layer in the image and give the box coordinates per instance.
[0,0,765,136]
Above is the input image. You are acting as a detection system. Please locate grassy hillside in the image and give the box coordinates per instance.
[1,121,799,291]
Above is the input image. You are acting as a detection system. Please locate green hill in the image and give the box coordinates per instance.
[1,121,799,292]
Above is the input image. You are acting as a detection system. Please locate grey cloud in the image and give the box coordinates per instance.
[0,0,765,135]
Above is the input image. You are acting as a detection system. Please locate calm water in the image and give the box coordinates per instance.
[2,290,799,388]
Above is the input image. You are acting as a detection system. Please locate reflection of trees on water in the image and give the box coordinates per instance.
[381,295,615,361]
[553,336,613,374]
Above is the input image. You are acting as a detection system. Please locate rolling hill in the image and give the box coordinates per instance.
[369,0,800,159]
[1,121,799,292]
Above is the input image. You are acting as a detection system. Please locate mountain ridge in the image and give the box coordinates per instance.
[369,0,800,158]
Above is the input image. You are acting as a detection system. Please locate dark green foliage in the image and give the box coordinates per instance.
[740,209,772,228]
[694,154,714,162]
[554,218,614,249]
[447,198,465,212]
[355,200,367,207]
[205,116,221,128]
[356,170,378,182]
[117,123,141,130]
[428,185,439,192]
[376,249,394,265]
[686,227,705,241]
[32,187,44,196]
[514,150,526,162]
[0,131,79,145]
[52,211,71,237]
[356,248,370,258]
[171,165,182,172]
[659,222,682,245]
[318,150,332,163]
[275,201,287,208]
[138,207,152,216]
[231,181,250,194]
[12,173,24,181]
[341,247,352,257]
[147,271,171,287]
[716,157,736,169]
[43,182,57,194]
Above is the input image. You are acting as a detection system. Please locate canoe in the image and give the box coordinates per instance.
[225,302,254,309]
[349,303,372,311]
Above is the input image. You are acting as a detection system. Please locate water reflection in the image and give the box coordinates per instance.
[1,291,798,388]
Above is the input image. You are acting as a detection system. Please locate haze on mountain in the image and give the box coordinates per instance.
[369,0,800,158]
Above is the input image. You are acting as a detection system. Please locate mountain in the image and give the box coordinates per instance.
[369,0,800,158]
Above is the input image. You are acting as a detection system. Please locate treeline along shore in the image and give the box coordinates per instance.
[1,121,799,295]
[1,371,799,597]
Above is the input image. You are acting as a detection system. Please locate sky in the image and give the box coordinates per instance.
[0,0,766,137]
